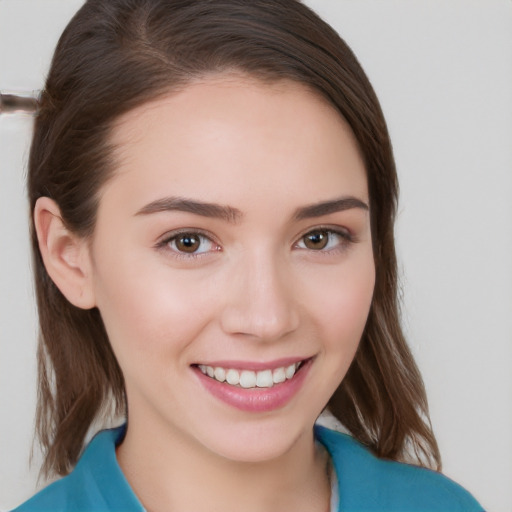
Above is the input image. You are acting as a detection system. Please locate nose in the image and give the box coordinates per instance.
[219,250,300,341]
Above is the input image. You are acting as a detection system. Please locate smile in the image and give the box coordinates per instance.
[193,358,313,412]
[197,362,301,389]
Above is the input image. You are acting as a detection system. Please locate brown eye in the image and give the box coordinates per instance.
[302,230,329,250]
[174,234,201,253]
[161,231,218,257]
[296,228,351,252]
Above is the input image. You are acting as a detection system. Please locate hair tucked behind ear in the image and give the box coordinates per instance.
[31,0,440,478]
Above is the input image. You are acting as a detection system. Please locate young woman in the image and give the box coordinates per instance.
[13,0,483,510]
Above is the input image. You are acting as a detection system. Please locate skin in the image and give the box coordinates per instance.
[36,75,375,511]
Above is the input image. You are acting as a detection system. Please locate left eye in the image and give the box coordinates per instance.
[165,232,217,254]
[296,229,348,251]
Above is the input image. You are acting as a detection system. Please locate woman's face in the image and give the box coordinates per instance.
[87,75,375,462]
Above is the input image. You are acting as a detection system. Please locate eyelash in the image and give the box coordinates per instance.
[156,226,354,259]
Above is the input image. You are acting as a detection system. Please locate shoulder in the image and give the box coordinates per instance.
[10,471,89,512]
[315,425,484,512]
[11,426,143,512]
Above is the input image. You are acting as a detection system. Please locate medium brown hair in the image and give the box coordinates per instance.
[30,0,440,477]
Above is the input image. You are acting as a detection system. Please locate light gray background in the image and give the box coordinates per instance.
[1,1,511,510]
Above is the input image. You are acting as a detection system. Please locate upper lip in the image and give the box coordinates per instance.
[192,356,313,371]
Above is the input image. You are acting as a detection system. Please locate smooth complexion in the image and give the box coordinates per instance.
[38,75,375,511]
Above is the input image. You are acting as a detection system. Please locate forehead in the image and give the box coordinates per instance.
[104,74,368,211]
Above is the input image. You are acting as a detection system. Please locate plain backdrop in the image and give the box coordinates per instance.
[1,1,511,510]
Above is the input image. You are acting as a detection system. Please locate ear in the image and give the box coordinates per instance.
[34,197,96,309]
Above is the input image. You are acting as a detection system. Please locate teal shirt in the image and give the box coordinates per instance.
[13,425,483,512]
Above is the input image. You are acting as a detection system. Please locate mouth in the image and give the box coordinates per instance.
[192,358,314,412]
[194,360,308,389]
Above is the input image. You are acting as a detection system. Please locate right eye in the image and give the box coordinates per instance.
[159,231,220,256]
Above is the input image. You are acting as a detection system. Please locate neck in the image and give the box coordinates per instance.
[117,414,331,512]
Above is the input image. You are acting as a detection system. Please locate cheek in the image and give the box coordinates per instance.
[92,256,218,367]
[296,255,375,408]
[306,256,375,351]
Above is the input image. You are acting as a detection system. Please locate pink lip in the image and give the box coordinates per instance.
[193,357,313,413]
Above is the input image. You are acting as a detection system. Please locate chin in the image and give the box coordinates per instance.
[194,414,315,464]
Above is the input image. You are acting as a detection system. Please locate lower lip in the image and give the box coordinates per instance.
[194,359,313,413]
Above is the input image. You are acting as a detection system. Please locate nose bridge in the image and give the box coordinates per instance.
[220,246,299,340]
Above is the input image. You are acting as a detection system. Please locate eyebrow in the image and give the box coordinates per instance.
[135,195,368,223]
[293,196,369,220]
[135,196,242,223]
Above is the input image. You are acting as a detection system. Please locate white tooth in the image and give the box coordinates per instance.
[206,366,215,378]
[226,369,240,385]
[285,364,296,380]
[214,367,226,382]
[239,370,257,388]
[198,365,207,374]
[256,369,274,388]
[272,367,286,384]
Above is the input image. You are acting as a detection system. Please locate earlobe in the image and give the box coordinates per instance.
[34,197,96,309]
